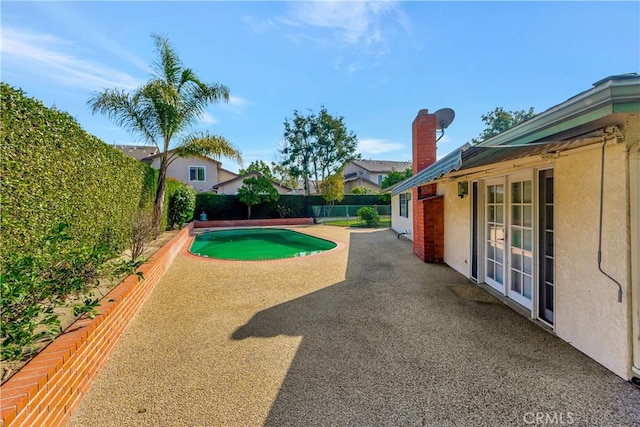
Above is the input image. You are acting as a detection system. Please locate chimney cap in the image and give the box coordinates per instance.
[417,109,429,116]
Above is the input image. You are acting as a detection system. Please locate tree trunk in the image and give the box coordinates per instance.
[152,154,168,237]
[247,205,252,220]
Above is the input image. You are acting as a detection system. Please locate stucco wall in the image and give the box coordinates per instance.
[218,169,238,184]
[343,163,369,180]
[391,192,413,240]
[217,179,244,195]
[149,156,219,193]
[554,142,630,378]
[440,181,471,276]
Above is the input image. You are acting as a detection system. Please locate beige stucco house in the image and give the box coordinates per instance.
[143,150,238,193]
[213,171,294,195]
[391,74,640,383]
[343,160,411,193]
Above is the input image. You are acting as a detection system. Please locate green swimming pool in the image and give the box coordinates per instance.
[189,228,337,261]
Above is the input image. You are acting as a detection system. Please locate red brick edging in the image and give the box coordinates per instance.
[194,217,314,228]
[0,223,194,427]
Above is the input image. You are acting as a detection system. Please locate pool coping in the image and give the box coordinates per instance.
[182,226,346,264]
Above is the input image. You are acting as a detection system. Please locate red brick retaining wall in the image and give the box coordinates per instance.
[0,223,194,427]
[195,217,314,228]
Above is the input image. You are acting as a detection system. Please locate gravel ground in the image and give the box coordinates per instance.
[68,226,640,427]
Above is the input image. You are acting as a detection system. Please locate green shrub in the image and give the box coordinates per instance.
[0,84,160,361]
[356,206,380,227]
[168,184,196,228]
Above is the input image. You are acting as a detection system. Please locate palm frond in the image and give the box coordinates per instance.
[87,88,157,146]
[174,131,243,166]
[150,34,182,87]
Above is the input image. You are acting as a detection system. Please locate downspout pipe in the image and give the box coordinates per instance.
[597,138,623,303]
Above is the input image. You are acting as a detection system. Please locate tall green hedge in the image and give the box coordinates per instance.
[0,83,156,259]
[195,193,390,220]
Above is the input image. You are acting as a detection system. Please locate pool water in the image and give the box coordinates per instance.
[189,228,337,261]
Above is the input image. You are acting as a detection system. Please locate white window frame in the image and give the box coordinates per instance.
[189,165,206,182]
[399,193,409,218]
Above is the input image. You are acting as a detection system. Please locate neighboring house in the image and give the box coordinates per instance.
[213,172,293,195]
[113,144,159,160]
[141,150,238,193]
[391,74,640,382]
[343,160,411,193]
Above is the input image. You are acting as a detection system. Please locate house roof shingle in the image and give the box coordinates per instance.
[113,144,159,161]
[350,160,411,173]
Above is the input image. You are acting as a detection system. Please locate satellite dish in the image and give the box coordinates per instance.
[434,108,455,130]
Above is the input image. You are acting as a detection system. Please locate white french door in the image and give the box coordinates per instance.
[484,173,534,311]
[485,179,505,292]
[508,177,534,310]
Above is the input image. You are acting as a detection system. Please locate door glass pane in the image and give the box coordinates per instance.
[545,177,554,203]
[496,186,504,203]
[545,284,554,310]
[545,258,554,283]
[488,206,495,222]
[512,250,522,270]
[523,206,532,227]
[524,256,533,275]
[545,231,554,256]
[488,186,495,203]
[496,264,504,284]
[523,276,532,299]
[523,181,532,203]
[487,242,495,260]
[496,206,504,224]
[496,245,504,263]
[511,272,521,293]
[512,205,521,226]
[512,182,521,203]
[511,228,521,247]
[487,261,495,280]
[523,230,533,251]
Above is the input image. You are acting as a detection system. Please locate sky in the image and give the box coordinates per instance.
[2,1,639,173]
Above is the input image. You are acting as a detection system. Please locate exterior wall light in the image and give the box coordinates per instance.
[458,181,469,198]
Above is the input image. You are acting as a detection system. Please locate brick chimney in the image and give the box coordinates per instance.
[412,109,437,174]
[411,109,443,263]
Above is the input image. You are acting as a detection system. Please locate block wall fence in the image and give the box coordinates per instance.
[0,223,194,427]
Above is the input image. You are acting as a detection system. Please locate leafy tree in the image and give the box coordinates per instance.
[280,106,359,195]
[239,160,275,181]
[350,185,375,195]
[88,34,242,235]
[319,172,345,217]
[237,175,279,219]
[271,161,298,190]
[381,168,412,189]
[471,107,535,144]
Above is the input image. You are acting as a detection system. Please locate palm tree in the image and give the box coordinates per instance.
[88,34,242,235]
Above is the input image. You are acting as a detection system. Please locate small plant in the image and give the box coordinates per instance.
[0,223,147,362]
[167,185,196,229]
[237,176,279,219]
[356,206,380,227]
[130,209,153,262]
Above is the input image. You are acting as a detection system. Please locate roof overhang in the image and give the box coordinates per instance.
[392,74,639,195]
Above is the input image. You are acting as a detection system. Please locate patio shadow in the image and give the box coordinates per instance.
[232,230,640,426]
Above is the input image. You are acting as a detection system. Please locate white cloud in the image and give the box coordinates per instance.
[220,95,249,113]
[1,27,142,90]
[246,1,409,71]
[198,112,218,125]
[358,138,406,155]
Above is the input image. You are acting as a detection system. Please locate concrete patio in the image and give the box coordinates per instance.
[68,226,639,426]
